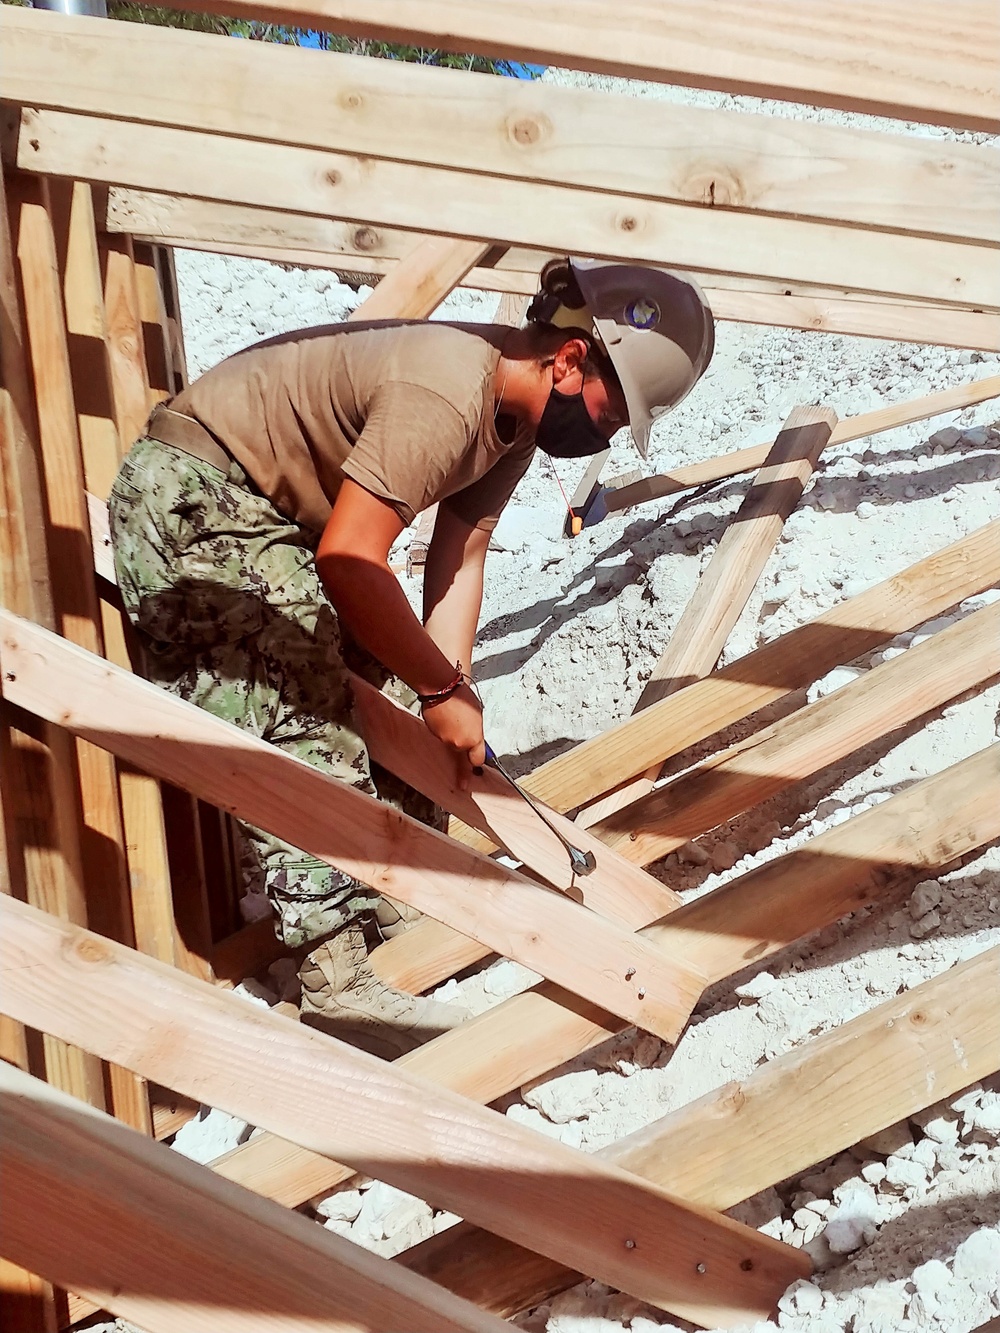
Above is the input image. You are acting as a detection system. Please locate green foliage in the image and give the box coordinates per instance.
[103,1,533,75]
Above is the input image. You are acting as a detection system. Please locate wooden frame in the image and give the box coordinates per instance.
[3,7,998,1324]
[13,108,997,311]
[0,894,807,1327]
[0,610,706,1043]
[7,8,998,247]
[137,0,1000,131]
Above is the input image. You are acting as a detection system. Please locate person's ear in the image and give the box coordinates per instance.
[551,338,590,391]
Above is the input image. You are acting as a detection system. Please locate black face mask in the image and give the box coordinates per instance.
[534,384,610,458]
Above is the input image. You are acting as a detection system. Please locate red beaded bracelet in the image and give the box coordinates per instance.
[417,666,464,709]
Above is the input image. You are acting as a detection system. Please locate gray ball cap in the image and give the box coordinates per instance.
[569,259,715,458]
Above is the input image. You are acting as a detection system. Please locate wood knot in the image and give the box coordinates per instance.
[352,226,381,252]
[507,114,548,146]
[340,90,364,111]
[909,1009,929,1027]
[325,168,342,188]
[683,167,746,209]
[724,1084,747,1114]
[618,214,639,233]
[71,933,113,967]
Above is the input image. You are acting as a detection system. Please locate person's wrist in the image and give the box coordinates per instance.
[417,664,464,709]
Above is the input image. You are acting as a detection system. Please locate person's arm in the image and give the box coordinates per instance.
[423,504,491,677]
[317,479,485,773]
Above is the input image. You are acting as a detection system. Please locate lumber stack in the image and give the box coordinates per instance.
[2,2,999,1330]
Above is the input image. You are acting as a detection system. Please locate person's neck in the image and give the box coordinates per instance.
[493,330,547,436]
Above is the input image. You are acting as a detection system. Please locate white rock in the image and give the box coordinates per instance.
[919,1115,959,1145]
[315,1188,364,1223]
[883,1153,929,1192]
[778,1279,824,1317]
[953,1228,1000,1283]
[824,1183,881,1253]
[523,1069,603,1124]
[734,971,779,1001]
[807,665,864,704]
[856,501,877,520]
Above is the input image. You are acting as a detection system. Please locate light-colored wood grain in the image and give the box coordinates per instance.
[580,404,836,828]
[594,600,1000,863]
[125,0,1000,131]
[607,375,1000,512]
[0,898,807,1326]
[0,1062,514,1333]
[6,8,998,244]
[100,233,151,447]
[349,235,491,320]
[16,108,998,311]
[0,613,704,1042]
[399,944,1000,1315]
[501,514,1000,821]
[208,740,1000,1210]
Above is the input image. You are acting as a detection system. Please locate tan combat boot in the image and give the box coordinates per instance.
[298,919,465,1060]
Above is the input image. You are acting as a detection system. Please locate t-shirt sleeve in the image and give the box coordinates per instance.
[340,382,474,525]
[441,438,536,532]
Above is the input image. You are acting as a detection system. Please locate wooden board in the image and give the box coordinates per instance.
[594,599,1000,863]
[132,0,1000,131]
[0,612,706,1043]
[0,1063,513,1333]
[15,109,999,311]
[348,236,492,320]
[580,403,835,827]
[7,7,999,245]
[400,944,1000,1315]
[203,741,1000,1212]
[0,897,807,1327]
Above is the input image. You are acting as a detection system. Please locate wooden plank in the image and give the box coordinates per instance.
[580,404,836,828]
[99,232,152,446]
[14,171,149,1130]
[0,613,707,1043]
[0,1063,514,1333]
[16,109,999,311]
[208,740,1000,1211]
[135,0,1000,131]
[607,374,1000,513]
[349,236,491,320]
[131,240,174,402]
[400,944,1000,1316]
[0,899,807,1327]
[513,513,1000,820]
[595,600,1000,863]
[7,8,998,245]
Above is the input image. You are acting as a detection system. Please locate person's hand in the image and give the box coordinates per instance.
[421,682,486,787]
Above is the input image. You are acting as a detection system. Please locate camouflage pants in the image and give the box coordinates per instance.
[109,434,441,950]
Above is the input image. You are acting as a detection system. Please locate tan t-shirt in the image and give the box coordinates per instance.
[169,321,535,533]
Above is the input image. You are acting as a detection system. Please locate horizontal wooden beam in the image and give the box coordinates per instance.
[0,1061,512,1333]
[0,612,704,1041]
[0,896,807,1326]
[400,943,1000,1316]
[208,740,1000,1211]
[141,0,1000,131]
[595,599,1000,861]
[14,108,998,311]
[6,8,998,245]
